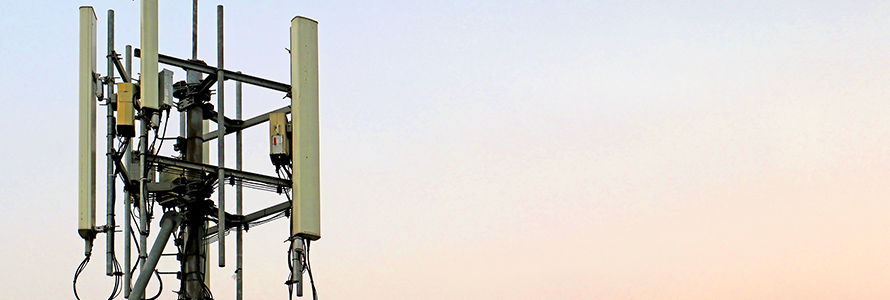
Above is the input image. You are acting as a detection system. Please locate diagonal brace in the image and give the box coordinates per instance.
[203,106,290,142]
[129,211,183,300]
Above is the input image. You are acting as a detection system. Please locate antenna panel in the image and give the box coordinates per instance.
[140,0,159,110]
[78,6,97,240]
[290,16,321,240]
[159,68,174,109]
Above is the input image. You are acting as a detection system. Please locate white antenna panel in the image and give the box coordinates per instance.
[140,0,159,110]
[290,16,321,240]
[78,6,97,240]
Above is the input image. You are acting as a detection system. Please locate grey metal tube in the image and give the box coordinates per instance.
[134,50,291,93]
[202,106,291,142]
[137,36,150,282]
[183,68,206,300]
[106,8,116,276]
[129,211,183,300]
[111,53,131,84]
[139,115,149,278]
[217,4,226,267]
[145,154,289,187]
[124,44,133,298]
[126,45,132,77]
[235,75,243,300]
[123,182,132,297]
[293,243,303,297]
[205,201,290,235]
[192,0,198,60]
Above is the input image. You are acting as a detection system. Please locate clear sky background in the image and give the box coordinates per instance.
[2,0,890,299]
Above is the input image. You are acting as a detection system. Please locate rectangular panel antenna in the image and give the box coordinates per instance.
[78,6,97,240]
[159,69,174,109]
[290,16,321,240]
[140,0,159,110]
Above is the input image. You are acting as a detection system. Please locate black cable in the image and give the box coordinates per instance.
[155,109,171,154]
[108,253,123,300]
[129,225,141,256]
[148,110,164,155]
[304,239,318,300]
[286,239,294,298]
[252,211,287,227]
[131,205,144,236]
[114,254,123,299]
[147,270,164,300]
[130,261,139,287]
[147,192,156,220]
[73,242,93,300]
[197,270,214,300]
[283,166,292,180]
[278,168,294,202]
[131,202,153,237]
[116,136,130,156]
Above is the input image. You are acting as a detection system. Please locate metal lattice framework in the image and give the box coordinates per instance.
[76,2,321,299]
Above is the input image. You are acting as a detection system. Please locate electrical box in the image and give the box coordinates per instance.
[158,68,173,110]
[116,82,136,137]
[269,112,290,165]
[78,6,97,240]
[290,16,320,240]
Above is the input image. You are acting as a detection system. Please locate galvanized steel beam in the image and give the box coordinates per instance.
[134,49,290,93]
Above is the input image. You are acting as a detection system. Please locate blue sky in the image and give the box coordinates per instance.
[3,1,890,299]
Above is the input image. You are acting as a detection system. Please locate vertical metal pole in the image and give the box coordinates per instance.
[192,0,198,60]
[129,211,182,300]
[235,75,243,300]
[137,33,150,296]
[126,45,132,77]
[217,4,226,267]
[181,2,208,297]
[123,44,133,298]
[294,242,304,297]
[105,9,116,277]
[138,114,149,288]
[183,1,196,140]
[123,174,132,297]
[183,68,206,299]
[126,45,132,78]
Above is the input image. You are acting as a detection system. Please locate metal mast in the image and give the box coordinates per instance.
[179,1,209,298]
[77,2,322,300]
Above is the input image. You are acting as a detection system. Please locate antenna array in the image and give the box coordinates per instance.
[77,3,321,299]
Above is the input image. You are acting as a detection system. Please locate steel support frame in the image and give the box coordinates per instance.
[206,200,291,235]
[109,50,131,83]
[105,8,117,277]
[235,77,244,300]
[134,49,290,93]
[217,5,227,267]
[146,154,290,188]
[123,43,134,298]
[82,4,310,300]
[129,211,183,300]
[203,106,291,142]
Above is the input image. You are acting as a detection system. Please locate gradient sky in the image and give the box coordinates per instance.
[2,1,890,299]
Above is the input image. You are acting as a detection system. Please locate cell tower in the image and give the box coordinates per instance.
[77,2,320,299]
